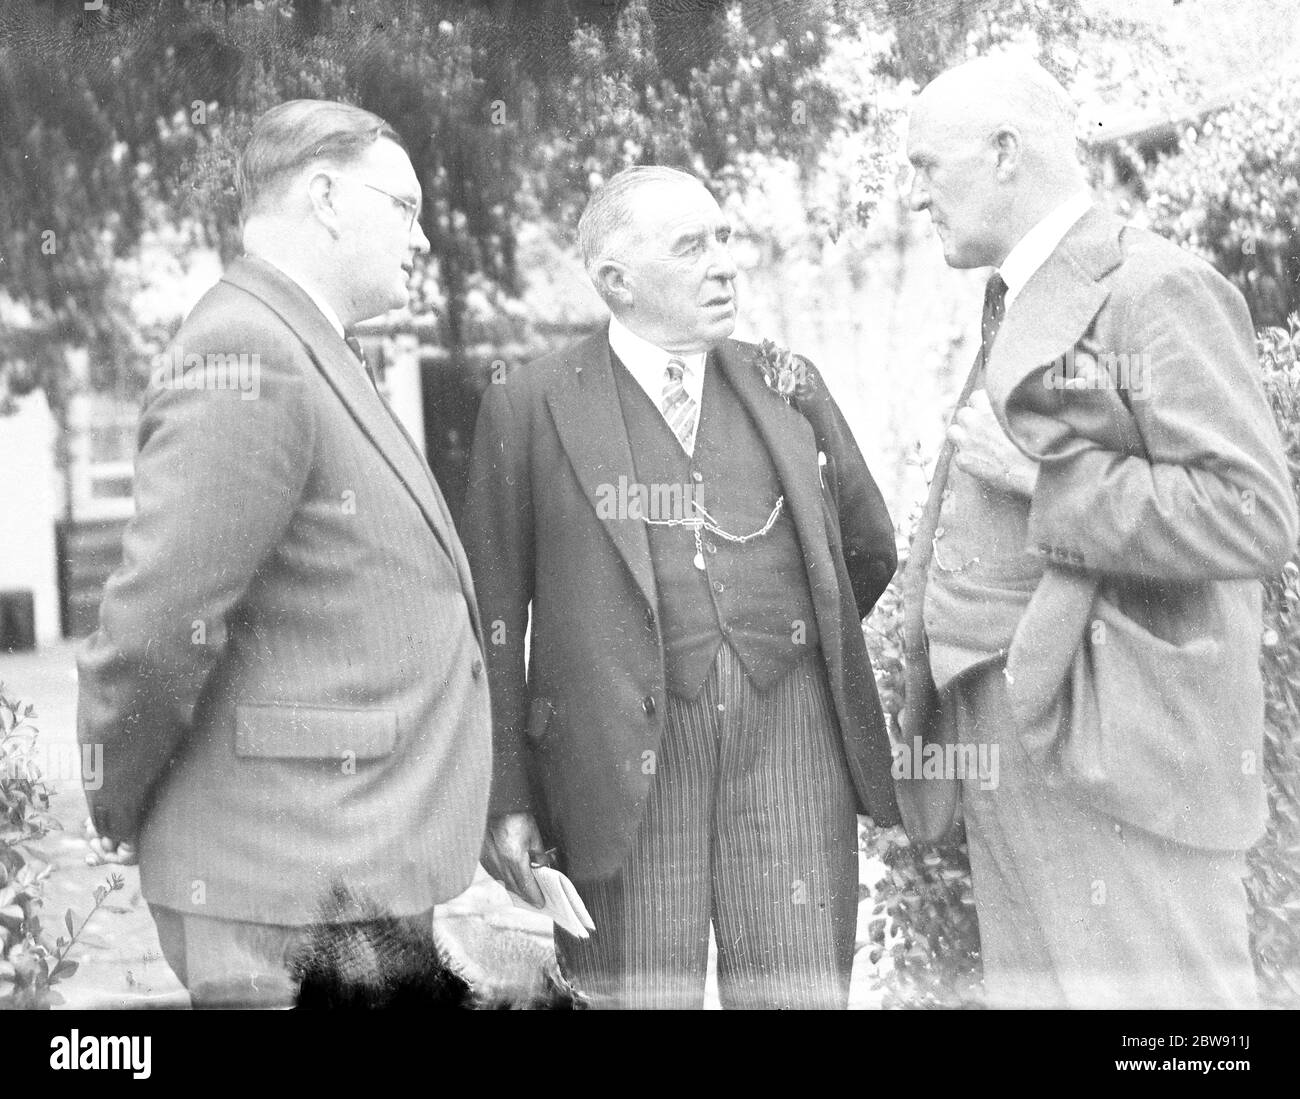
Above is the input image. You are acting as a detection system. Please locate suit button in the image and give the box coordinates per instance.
[471,658,484,681]
[642,695,656,717]
[691,470,703,483]
[712,580,724,594]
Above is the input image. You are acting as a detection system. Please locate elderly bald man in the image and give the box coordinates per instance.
[463,165,899,1008]
[902,56,1296,1008]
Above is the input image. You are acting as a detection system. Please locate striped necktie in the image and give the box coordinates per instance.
[661,358,698,453]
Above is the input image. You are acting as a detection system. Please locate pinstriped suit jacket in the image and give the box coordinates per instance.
[77,257,492,924]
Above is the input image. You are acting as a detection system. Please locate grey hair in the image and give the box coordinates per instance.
[577,165,708,281]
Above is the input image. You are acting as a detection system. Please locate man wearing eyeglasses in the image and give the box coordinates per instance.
[76,100,493,1006]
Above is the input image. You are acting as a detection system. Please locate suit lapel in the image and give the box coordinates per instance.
[986,206,1126,413]
[370,387,483,640]
[712,340,845,683]
[545,333,660,611]
[222,257,481,642]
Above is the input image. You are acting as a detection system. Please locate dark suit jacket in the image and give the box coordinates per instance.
[462,333,899,881]
[983,207,1297,849]
[77,257,493,923]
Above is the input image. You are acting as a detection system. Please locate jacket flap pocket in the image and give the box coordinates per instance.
[235,703,397,760]
[526,697,554,745]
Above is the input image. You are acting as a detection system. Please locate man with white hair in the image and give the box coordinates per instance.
[463,165,899,1008]
[78,100,493,1006]
[902,56,1296,1007]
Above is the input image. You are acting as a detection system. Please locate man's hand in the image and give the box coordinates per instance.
[949,390,1039,497]
[480,812,547,907]
[83,817,138,867]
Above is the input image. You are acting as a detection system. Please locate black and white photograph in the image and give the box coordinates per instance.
[0,0,1297,1067]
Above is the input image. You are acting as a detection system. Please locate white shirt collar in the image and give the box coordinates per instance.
[998,192,1094,308]
[607,314,707,419]
[251,253,347,340]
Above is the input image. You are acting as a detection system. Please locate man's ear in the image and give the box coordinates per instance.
[594,259,633,309]
[305,169,343,240]
[993,125,1022,182]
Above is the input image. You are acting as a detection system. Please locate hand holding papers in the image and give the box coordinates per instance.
[510,863,596,940]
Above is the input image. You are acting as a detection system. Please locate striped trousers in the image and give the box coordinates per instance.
[556,642,859,1009]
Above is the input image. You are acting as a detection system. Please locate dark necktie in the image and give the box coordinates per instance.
[344,334,378,390]
[978,272,1008,378]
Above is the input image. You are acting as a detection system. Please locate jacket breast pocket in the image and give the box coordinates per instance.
[234,703,397,760]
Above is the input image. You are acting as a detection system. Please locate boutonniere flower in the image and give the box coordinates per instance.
[756,339,816,404]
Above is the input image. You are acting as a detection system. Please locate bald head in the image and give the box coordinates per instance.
[907,56,1089,268]
[915,56,1080,170]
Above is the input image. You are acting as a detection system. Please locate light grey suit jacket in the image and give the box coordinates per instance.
[984,207,1297,850]
[77,256,492,924]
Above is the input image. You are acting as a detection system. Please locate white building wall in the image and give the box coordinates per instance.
[0,390,63,645]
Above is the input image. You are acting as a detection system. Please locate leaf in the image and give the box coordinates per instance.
[64,909,74,937]
[50,960,78,981]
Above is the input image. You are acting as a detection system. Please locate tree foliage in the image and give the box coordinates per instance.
[0,0,851,409]
[1142,75,1300,328]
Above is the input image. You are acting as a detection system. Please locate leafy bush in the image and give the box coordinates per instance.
[0,686,123,1009]
[862,552,983,1009]
[1142,76,1300,328]
[1249,316,1300,1008]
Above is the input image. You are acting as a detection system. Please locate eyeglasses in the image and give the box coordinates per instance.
[356,179,421,234]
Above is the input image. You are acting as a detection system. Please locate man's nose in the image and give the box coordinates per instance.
[908,176,929,213]
[707,239,738,281]
[410,218,431,254]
